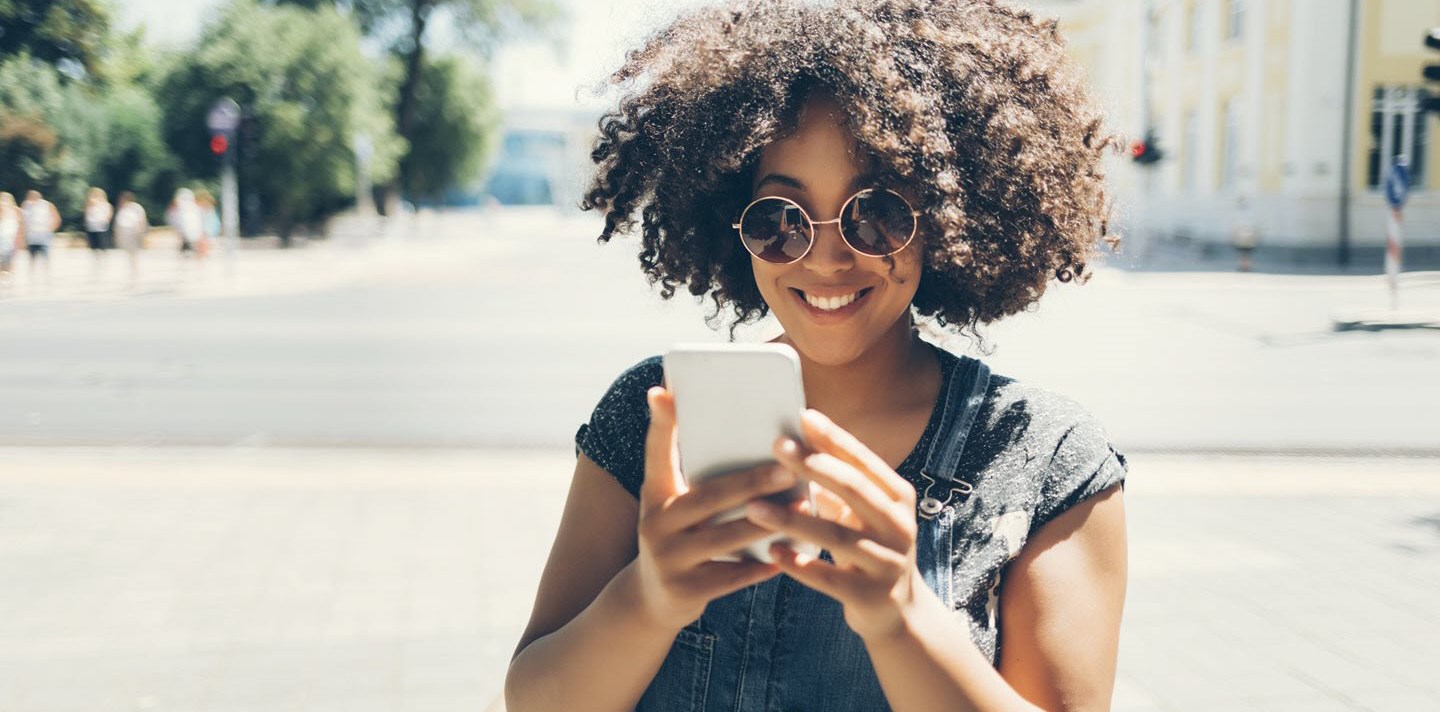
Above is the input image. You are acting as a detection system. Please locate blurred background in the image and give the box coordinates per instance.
[1,0,1438,710]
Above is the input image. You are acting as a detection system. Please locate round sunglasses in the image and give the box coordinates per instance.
[731,188,920,265]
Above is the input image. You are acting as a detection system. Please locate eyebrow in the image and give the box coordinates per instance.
[753,172,878,193]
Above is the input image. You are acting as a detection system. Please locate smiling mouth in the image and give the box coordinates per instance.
[790,287,874,315]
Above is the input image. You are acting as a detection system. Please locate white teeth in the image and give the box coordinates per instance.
[804,290,860,311]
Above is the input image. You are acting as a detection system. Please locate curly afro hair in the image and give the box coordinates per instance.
[581,0,1125,344]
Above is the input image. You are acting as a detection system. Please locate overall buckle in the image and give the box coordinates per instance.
[916,469,974,520]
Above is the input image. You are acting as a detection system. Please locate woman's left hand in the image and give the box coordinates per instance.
[746,407,933,642]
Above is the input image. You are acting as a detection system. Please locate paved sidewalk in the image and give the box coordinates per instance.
[0,211,516,304]
[0,448,1436,711]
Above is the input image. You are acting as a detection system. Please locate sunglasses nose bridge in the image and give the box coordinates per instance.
[802,216,860,269]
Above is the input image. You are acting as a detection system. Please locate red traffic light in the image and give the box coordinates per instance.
[1131,131,1163,164]
[210,134,229,155]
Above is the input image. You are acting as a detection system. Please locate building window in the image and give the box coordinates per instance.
[1226,0,1244,42]
[1183,109,1199,191]
[1187,2,1202,55]
[1367,85,1428,189]
[1222,99,1241,189]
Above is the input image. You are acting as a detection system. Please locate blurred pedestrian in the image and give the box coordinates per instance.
[167,188,204,260]
[21,189,59,288]
[0,191,19,292]
[84,186,114,280]
[1231,195,1257,273]
[112,191,148,289]
[194,188,220,260]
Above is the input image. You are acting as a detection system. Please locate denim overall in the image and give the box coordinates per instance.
[637,353,993,712]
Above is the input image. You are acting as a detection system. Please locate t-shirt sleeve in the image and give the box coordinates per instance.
[1032,410,1129,533]
[574,356,664,500]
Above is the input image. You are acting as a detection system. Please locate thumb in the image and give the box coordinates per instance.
[641,386,685,516]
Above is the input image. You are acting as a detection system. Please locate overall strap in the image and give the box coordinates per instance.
[916,353,991,519]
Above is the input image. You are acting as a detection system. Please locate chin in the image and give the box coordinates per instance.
[777,316,889,366]
[791,340,867,366]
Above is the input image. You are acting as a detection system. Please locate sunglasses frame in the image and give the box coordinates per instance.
[731,188,920,265]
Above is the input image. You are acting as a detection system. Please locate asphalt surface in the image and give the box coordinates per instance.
[2,209,1438,454]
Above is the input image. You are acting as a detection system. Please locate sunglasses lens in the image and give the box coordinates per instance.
[841,190,915,256]
[740,198,812,263]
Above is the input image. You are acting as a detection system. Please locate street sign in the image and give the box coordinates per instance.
[1384,156,1407,310]
[1385,156,1409,209]
[206,98,241,135]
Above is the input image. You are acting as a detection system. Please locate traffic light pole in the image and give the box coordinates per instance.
[207,98,242,278]
[221,148,239,278]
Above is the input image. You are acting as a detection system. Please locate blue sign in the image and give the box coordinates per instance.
[1385,157,1410,209]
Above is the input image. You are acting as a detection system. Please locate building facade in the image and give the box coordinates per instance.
[1039,0,1440,267]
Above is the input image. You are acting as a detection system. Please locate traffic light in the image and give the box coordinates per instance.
[1423,28,1440,113]
[1131,130,1163,165]
[210,133,229,156]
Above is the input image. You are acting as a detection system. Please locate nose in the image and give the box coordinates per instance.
[802,217,854,276]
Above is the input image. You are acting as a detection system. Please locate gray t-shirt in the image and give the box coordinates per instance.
[574,341,1128,665]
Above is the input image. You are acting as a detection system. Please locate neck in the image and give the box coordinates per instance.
[776,313,938,420]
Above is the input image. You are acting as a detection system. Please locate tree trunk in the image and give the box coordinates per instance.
[394,0,432,200]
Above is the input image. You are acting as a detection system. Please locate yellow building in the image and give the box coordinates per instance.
[1031,0,1440,267]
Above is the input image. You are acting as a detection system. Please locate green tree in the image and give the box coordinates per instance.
[270,0,559,202]
[399,53,498,201]
[0,53,178,226]
[159,0,403,238]
[0,0,113,78]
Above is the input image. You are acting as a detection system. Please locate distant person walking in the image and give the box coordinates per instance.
[194,188,220,260]
[84,187,114,279]
[167,188,204,263]
[21,190,59,288]
[0,191,20,292]
[112,191,148,289]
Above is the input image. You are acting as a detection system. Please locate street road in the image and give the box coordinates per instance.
[2,209,1437,453]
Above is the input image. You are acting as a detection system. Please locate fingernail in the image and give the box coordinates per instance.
[778,438,799,456]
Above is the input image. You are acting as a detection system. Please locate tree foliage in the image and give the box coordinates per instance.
[399,54,498,200]
[0,54,174,226]
[158,0,403,235]
[269,0,559,201]
[0,0,112,78]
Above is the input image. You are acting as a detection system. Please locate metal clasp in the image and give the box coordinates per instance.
[916,469,974,520]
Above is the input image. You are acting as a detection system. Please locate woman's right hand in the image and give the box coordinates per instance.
[630,385,797,632]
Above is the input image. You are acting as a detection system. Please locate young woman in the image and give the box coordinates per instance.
[21,190,59,287]
[507,2,1129,710]
[167,188,203,258]
[84,187,114,254]
[112,192,149,289]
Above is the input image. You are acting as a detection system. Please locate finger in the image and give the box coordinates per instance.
[768,542,854,601]
[811,486,851,522]
[777,447,909,548]
[800,409,910,502]
[684,559,781,598]
[641,386,685,519]
[746,500,900,577]
[663,463,798,534]
[672,515,783,568]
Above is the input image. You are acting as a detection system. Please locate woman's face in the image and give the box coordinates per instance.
[749,95,924,366]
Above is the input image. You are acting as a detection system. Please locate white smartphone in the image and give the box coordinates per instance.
[662,342,821,565]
